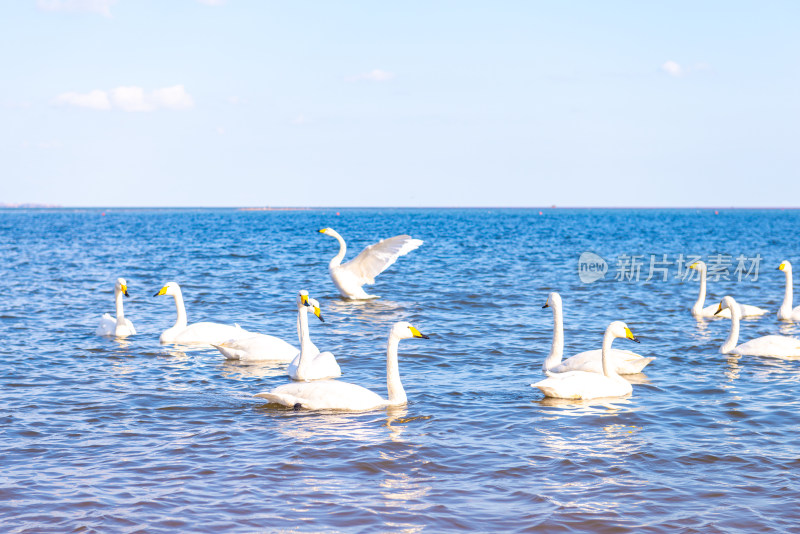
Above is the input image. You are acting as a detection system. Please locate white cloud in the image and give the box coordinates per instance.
[54,85,194,112]
[350,69,395,82]
[150,85,194,110]
[110,86,152,111]
[54,89,111,110]
[37,0,116,17]
[661,60,683,77]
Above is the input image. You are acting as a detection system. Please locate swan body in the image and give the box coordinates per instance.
[319,228,423,299]
[689,261,767,318]
[287,296,342,380]
[96,277,136,337]
[717,296,800,357]
[256,322,428,411]
[777,261,800,321]
[531,321,639,400]
[541,292,653,374]
[154,282,248,344]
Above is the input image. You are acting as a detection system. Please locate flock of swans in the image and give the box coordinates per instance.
[96,230,800,408]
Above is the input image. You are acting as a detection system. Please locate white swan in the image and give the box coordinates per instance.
[716,296,800,357]
[154,281,248,344]
[287,296,342,380]
[541,292,653,374]
[777,261,800,321]
[689,261,767,318]
[212,290,311,363]
[96,277,136,337]
[319,228,423,299]
[255,321,428,411]
[531,321,639,400]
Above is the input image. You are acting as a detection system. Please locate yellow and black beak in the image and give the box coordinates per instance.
[154,286,168,297]
[714,304,723,316]
[542,302,549,309]
[121,284,130,297]
[689,262,698,270]
[313,305,324,322]
[301,294,310,306]
[410,326,430,339]
[779,263,786,271]
[318,228,327,234]
[624,327,640,343]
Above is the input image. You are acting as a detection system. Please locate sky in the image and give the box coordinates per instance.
[1,0,799,207]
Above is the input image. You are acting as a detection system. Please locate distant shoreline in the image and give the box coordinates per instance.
[1,205,798,210]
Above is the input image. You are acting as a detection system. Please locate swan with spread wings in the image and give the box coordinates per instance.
[318,228,423,299]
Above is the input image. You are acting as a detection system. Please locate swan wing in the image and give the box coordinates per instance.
[288,351,341,381]
[739,303,768,317]
[124,318,137,335]
[532,370,632,400]
[169,322,250,345]
[552,349,653,375]
[256,380,385,411]
[214,333,298,362]
[96,313,116,336]
[341,235,423,285]
[734,335,800,358]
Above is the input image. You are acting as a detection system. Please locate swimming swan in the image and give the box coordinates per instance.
[777,261,800,321]
[287,295,342,380]
[255,321,428,411]
[689,261,767,318]
[319,228,423,299]
[96,277,136,337]
[716,296,800,357]
[531,321,639,400]
[541,292,653,374]
[154,281,248,344]
[211,290,314,363]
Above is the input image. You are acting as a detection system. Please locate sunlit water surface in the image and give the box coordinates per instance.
[2,208,800,532]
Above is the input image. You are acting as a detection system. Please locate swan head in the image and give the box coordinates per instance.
[779,260,792,273]
[318,227,340,238]
[715,295,738,316]
[297,289,310,307]
[608,321,639,343]
[392,321,430,340]
[309,298,324,322]
[115,277,130,297]
[154,281,180,297]
[542,292,561,309]
[688,261,707,272]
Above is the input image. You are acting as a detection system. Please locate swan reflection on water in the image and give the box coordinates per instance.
[220,360,287,380]
[536,395,634,415]
[255,404,425,444]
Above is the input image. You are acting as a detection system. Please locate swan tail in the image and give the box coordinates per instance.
[254,391,300,408]
[622,357,655,374]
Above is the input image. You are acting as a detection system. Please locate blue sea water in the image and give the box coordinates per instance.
[1,207,800,533]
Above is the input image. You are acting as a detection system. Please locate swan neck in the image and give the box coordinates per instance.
[781,269,793,313]
[543,301,564,371]
[329,233,347,269]
[601,330,619,379]
[386,333,406,405]
[297,306,312,374]
[114,287,125,325]
[693,268,707,313]
[721,308,740,353]
[172,288,188,329]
